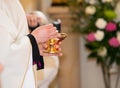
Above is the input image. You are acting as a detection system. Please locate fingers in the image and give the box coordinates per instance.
[39,43,63,56]
[40,24,54,29]
[29,18,38,27]
[40,24,60,39]
[40,51,63,56]
[49,28,61,39]
[49,30,58,39]
[39,43,48,49]
[27,15,38,27]
[55,45,63,56]
[58,52,63,56]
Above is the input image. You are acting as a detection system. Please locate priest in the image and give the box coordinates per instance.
[0,0,62,88]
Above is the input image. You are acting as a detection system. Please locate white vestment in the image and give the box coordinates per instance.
[0,0,35,88]
[22,55,35,88]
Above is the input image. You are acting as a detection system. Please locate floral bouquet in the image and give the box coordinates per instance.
[84,0,120,61]
[68,0,120,88]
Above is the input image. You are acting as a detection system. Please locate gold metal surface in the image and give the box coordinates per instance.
[44,33,67,54]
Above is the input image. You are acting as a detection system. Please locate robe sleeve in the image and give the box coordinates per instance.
[0,7,43,88]
[27,34,44,70]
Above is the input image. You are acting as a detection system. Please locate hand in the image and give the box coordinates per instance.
[31,24,61,44]
[38,42,63,56]
[26,13,40,28]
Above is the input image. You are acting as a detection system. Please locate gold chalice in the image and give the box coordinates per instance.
[44,33,67,54]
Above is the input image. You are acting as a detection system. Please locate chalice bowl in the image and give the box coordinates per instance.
[44,33,67,54]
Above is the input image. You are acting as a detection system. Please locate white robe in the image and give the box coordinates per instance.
[0,0,35,88]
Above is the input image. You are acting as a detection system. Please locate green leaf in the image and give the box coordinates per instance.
[116,58,120,65]
[85,42,101,50]
[96,57,103,64]
[109,56,115,65]
[104,10,117,20]
[88,52,97,58]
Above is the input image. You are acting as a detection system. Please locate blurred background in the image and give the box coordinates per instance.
[20,0,120,88]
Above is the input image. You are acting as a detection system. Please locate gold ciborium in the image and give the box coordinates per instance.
[44,33,67,54]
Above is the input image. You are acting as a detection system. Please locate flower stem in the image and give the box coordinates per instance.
[101,63,109,88]
[101,62,111,88]
[115,66,120,88]
[107,65,111,88]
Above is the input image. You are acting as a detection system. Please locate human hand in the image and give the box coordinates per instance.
[38,42,63,56]
[31,24,61,44]
[27,11,49,32]
[27,13,40,28]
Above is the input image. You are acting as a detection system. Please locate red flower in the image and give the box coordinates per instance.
[87,33,95,42]
[105,22,117,32]
[108,37,120,47]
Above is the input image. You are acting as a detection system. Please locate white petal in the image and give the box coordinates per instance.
[85,6,96,15]
[98,47,107,57]
[94,30,104,41]
[95,18,107,29]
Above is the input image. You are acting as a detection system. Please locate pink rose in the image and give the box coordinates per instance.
[108,37,120,47]
[87,33,95,42]
[105,22,117,32]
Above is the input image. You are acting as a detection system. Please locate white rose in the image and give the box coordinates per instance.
[95,18,107,29]
[85,6,96,15]
[97,47,107,57]
[117,31,120,42]
[102,0,112,3]
[94,30,104,41]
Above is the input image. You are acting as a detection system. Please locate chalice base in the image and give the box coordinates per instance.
[43,48,58,54]
[43,33,67,54]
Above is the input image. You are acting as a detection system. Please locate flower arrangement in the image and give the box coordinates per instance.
[81,0,120,67]
[67,0,120,88]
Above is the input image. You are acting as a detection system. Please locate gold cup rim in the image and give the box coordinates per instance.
[60,33,67,38]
